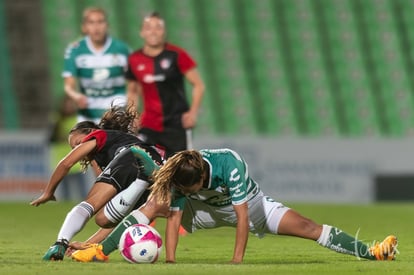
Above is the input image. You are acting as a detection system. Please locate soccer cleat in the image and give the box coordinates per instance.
[368,235,398,260]
[71,244,109,262]
[42,239,69,261]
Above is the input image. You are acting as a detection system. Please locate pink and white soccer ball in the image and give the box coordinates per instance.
[119,224,162,263]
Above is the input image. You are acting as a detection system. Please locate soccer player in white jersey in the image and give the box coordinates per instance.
[72,149,398,263]
[63,7,136,124]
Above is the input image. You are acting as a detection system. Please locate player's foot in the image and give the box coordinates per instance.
[42,239,69,261]
[149,220,157,227]
[369,235,398,260]
[71,244,108,262]
[179,225,188,236]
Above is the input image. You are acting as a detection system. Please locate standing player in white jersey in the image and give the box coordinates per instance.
[71,149,398,263]
[63,7,136,124]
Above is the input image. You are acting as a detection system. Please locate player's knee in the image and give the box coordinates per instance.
[95,210,115,228]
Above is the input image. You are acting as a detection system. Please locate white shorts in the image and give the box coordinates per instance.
[181,191,290,237]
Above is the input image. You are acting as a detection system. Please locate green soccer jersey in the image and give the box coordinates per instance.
[171,149,260,210]
[62,36,130,121]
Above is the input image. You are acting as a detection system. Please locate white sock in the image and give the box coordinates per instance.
[57,201,94,241]
[131,209,150,224]
[104,179,149,223]
[317,224,333,246]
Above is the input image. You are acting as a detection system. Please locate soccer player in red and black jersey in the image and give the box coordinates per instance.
[126,12,205,159]
[31,106,164,260]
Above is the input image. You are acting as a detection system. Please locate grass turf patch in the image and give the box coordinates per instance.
[1,202,412,274]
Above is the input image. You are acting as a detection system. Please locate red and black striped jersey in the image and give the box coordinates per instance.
[126,43,196,131]
[82,129,162,169]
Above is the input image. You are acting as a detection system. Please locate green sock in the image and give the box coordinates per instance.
[318,225,375,260]
[101,215,139,255]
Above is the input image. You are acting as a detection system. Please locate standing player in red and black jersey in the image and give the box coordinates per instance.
[126,12,205,159]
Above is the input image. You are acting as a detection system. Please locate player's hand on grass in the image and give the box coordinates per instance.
[65,242,90,256]
[229,258,242,264]
[68,241,91,251]
[30,193,56,206]
[65,246,75,257]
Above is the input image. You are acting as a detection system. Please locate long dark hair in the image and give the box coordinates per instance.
[69,105,138,170]
[99,105,137,133]
[70,105,137,134]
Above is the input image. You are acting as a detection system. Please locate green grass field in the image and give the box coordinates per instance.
[1,201,412,274]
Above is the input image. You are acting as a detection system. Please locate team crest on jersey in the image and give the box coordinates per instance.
[160,58,171,69]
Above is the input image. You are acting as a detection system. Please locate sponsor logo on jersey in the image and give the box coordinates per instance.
[137,64,145,71]
[204,195,232,206]
[143,74,166,83]
[93,68,110,81]
[232,191,245,198]
[229,168,240,182]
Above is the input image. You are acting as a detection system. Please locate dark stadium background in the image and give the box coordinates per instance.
[1,0,414,202]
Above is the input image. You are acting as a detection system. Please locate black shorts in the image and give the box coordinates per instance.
[96,148,142,192]
[138,127,190,158]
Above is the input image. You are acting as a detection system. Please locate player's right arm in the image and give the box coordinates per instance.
[64,76,88,109]
[30,140,97,206]
[231,202,249,264]
[62,41,88,109]
[165,209,183,263]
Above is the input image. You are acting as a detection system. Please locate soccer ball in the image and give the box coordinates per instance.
[119,224,162,263]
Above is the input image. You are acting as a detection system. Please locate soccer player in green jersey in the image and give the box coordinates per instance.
[72,149,397,263]
[63,7,136,124]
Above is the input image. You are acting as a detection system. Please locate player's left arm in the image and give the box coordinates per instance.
[225,151,250,263]
[126,79,142,133]
[232,202,249,264]
[165,209,183,263]
[182,68,205,129]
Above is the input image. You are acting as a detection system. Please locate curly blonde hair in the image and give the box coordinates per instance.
[150,150,205,205]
